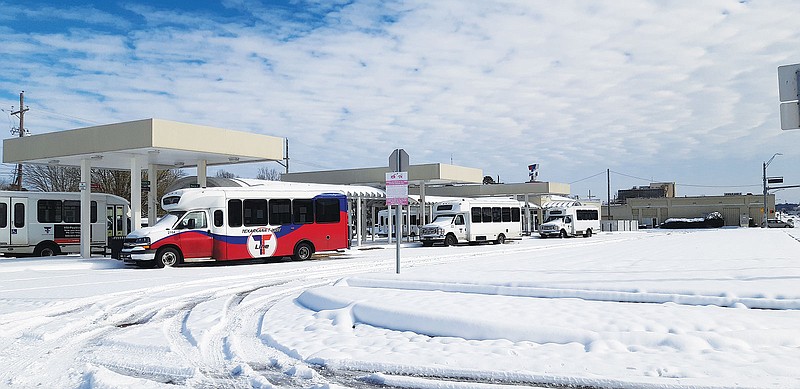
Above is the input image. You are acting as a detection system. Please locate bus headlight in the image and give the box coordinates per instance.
[125,237,151,250]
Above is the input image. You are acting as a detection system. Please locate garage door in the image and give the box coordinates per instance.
[722,208,740,226]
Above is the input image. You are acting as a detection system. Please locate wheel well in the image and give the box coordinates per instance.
[34,241,60,254]
[156,245,183,258]
[295,240,315,253]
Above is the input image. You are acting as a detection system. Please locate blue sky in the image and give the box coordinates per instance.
[2,0,800,202]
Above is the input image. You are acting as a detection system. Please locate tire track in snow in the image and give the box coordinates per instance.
[1,233,651,387]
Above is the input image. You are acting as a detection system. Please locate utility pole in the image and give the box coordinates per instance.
[10,91,29,191]
[606,169,611,220]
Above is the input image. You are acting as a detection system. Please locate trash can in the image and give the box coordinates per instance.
[108,236,126,259]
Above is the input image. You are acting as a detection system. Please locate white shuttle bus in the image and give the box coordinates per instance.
[375,206,422,237]
[419,198,522,247]
[0,191,130,257]
[539,205,600,238]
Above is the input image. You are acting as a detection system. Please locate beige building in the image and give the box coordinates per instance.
[605,193,773,227]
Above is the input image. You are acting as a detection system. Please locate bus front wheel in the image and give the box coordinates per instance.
[293,242,314,261]
[560,230,568,238]
[444,234,457,247]
[156,247,182,268]
[495,234,506,245]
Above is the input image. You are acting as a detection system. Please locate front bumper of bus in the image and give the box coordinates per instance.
[538,225,563,238]
[419,227,446,244]
[119,247,157,263]
[119,237,157,263]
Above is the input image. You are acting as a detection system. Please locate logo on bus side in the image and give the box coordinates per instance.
[247,230,277,258]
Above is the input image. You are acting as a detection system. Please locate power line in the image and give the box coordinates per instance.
[609,170,760,189]
[569,171,607,184]
[34,106,103,125]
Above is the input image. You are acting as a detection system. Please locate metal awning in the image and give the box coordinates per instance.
[2,118,286,258]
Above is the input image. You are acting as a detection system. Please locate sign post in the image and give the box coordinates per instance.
[387,149,409,274]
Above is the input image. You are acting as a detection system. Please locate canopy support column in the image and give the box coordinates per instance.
[197,160,207,188]
[147,164,158,227]
[130,157,143,232]
[80,158,92,258]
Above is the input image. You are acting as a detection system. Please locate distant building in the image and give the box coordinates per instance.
[605,193,773,228]
[616,182,675,203]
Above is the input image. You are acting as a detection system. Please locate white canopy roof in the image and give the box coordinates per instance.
[167,177,385,199]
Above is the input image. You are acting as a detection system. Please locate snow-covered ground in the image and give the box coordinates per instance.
[1,228,799,388]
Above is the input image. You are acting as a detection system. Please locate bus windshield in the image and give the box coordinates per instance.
[545,215,565,223]
[432,214,455,224]
[153,211,185,229]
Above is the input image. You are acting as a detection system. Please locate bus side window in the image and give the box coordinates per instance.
[38,199,62,223]
[0,202,6,228]
[14,203,25,228]
[213,210,224,227]
[492,207,501,223]
[455,215,465,225]
[471,207,481,223]
[315,198,340,223]
[269,199,292,225]
[565,216,572,223]
[482,207,492,223]
[228,199,242,227]
[501,207,511,222]
[244,199,268,226]
[292,199,313,224]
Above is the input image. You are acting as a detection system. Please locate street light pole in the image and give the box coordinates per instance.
[762,153,782,228]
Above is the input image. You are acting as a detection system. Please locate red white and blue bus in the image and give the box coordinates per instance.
[119,186,348,267]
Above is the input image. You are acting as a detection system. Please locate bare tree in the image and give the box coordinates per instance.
[215,170,237,178]
[22,165,184,217]
[24,165,81,191]
[257,166,281,181]
[0,177,14,190]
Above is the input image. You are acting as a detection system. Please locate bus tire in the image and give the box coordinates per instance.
[584,229,592,238]
[495,234,506,245]
[444,234,457,247]
[34,242,60,257]
[560,230,568,238]
[293,242,314,261]
[156,247,182,268]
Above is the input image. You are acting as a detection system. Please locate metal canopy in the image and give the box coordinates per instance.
[281,163,483,186]
[2,118,284,169]
[2,118,285,259]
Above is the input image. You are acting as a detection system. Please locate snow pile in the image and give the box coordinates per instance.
[261,229,800,388]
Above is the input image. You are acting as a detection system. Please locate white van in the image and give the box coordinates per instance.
[0,191,130,256]
[419,198,522,246]
[539,205,600,238]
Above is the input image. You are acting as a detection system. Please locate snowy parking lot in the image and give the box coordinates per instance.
[1,228,799,388]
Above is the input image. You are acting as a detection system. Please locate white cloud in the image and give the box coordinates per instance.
[2,0,800,197]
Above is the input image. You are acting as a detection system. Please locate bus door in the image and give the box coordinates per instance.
[0,196,9,246]
[454,214,468,241]
[6,197,27,246]
[176,210,213,259]
[210,209,227,260]
[106,205,126,238]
